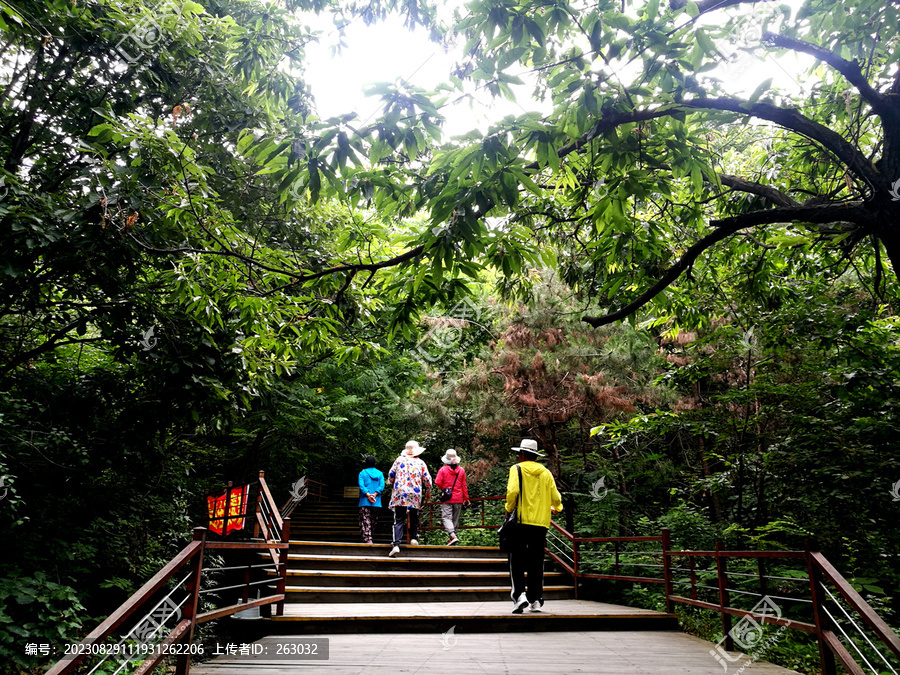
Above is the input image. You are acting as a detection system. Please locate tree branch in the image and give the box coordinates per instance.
[669,0,769,15]
[524,107,680,171]
[581,202,871,327]
[129,233,426,292]
[680,98,884,190]
[763,32,897,124]
[719,174,799,207]
[528,98,882,192]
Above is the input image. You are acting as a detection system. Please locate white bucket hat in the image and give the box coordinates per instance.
[511,438,545,458]
[441,449,461,465]
[405,440,426,457]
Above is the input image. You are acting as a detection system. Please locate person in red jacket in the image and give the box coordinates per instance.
[434,449,470,545]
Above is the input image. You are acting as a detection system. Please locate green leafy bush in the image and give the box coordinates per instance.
[0,572,84,674]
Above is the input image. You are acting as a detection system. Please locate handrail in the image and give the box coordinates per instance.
[45,540,205,675]
[427,493,899,675]
[810,552,900,661]
[47,471,292,675]
[419,495,507,533]
[281,476,328,518]
[560,526,899,675]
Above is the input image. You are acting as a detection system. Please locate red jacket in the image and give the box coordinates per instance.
[435,465,469,504]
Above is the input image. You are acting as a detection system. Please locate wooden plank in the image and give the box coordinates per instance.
[196,595,284,624]
[580,573,665,584]
[575,536,662,543]
[256,474,283,531]
[667,551,807,559]
[132,620,191,675]
[205,542,287,550]
[190,631,800,674]
[821,629,867,675]
[274,599,672,619]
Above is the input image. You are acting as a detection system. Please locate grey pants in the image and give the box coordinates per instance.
[441,503,462,537]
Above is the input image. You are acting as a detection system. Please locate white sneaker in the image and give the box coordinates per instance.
[448,535,459,546]
[512,593,529,614]
[529,599,544,613]
[410,539,419,546]
[388,546,400,557]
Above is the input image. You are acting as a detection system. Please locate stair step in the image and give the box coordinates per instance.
[283,553,511,572]
[279,569,567,587]
[284,585,574,603]
[287,540,505,559]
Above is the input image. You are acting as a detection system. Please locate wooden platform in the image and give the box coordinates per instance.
[276,598,669,619]
[192,630,799,674]
[228,600,679,637]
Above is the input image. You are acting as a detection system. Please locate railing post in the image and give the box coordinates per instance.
[806,542,838,675]
[716,541,732,652]
[572,531,580,600]
[758,556,768,601]
[253,472,264,540]
[276,517,291,617]
[224,481,233,536]
[689,555,698,601]
[241,550,251,604]
[661,529,673,614]
[175,528,206,675]
[614,539,620,577]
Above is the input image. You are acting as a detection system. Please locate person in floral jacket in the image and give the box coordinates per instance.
[387,440,432,557]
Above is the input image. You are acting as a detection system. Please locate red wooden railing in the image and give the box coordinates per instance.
[542,521,900,675]
[422,496,899,675]
[280,476,328,519]
[47,471,291,675]
[420,495,506,533]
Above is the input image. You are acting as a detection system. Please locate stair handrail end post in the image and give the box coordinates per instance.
[572,531,580,600]
[806,542,838,675]
[661,528,674,614]
[174,528,207,675]
[715,542,733,652]
[276,517,291,616]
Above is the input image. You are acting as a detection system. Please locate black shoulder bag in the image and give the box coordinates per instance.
[439,469,460,502]
[498,465,523,553]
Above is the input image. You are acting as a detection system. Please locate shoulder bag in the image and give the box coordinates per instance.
[498,465,523,552]
[439,469,460,503]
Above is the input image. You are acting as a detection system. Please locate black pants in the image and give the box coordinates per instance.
[392,505,419,546]
[507,524,547,603]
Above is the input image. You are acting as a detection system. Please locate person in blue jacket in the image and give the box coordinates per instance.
[358,455,385,544]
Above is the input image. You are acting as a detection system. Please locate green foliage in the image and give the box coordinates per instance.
[0,572,84,673]
[2,3,900,673]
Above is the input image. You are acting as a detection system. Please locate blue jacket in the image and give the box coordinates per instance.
[358,467,385,507]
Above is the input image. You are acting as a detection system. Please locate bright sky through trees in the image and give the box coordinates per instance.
[303,1,811,141]
[303,15,540,137]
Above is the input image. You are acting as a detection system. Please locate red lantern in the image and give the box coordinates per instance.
[207,483,249,535]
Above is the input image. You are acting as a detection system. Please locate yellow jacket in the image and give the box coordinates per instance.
[505,461,563,528]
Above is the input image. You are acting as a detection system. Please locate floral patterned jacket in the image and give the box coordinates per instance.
[388,455,433,509]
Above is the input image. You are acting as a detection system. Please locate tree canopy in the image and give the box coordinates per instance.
[2,1,900,672]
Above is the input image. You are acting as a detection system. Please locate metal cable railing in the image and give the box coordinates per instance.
[48,470,292,675]
[821,583,899,675]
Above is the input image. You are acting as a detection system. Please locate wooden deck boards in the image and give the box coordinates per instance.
[274,599,665,619]
[191,631,799,674]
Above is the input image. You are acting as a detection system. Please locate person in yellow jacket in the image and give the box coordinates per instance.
[505,438,563,614]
